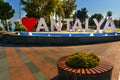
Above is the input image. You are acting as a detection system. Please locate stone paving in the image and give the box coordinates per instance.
[0,41,120,80]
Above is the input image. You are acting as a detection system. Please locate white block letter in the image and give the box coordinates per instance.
[103,18,116,32]
[64,19,73,31]
[72,19,82,31]
[36,18,49,32]
[51,19,62,32]
[93,18,105,32]
[85,18,89,31]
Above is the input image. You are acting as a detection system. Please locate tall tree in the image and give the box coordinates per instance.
[107,11,112,18]
[42,0,62,23]
[74,8,88,23]
[21,0,63,26]
[55,0,64,19]
[21,0,61,19]
[74,8,88,28]
[0,1,15,31]
[21,0,76,19]
[21,0,46,19]
[114,19,120,28]
[8,21,12,31]
[21,0,76,30]
[62,0,76,18]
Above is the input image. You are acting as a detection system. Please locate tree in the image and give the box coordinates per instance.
[75,8,88,23]
[21,0,76,19]
[0,0,4,2]
[0,27,2,31]
[74,8,88,27]
[21,0,63,26]
[119,18,120,28]
[21,0,60,19]
[8,21,12,31]
[0,1,15,31]
[55,1,64,19]
[89,13,103,29]
[114,19,120,28]
[62,0,76,18]
[42,0,62,24]
[107,11,112,18]
[21,0,45,19]
[21,0,76,29]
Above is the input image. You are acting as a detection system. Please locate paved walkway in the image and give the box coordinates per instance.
[0,41,120,80]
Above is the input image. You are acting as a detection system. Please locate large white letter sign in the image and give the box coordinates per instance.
[72,19,83,31]
[64,19,73,31]
[103,18,116,32]
[93,18,105,32]
[85,18,89,31]
[36,18,49,32]
[51,19,62,32]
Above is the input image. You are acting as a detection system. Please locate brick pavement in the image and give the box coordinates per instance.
[0,41,120,80]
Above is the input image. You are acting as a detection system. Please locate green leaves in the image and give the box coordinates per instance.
[21,0,58,19]
[0,27,2,31]
[0,2,15,20]
[14,21,27,31]
[0,1,15,31]
[89,13,103,27]
[62,0,76,18]
[66,52,100,68]
[21,0,76,19]
[74,8,88,23]
[107,11,112,18]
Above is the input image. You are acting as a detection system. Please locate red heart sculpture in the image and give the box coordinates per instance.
[21,17,37,32]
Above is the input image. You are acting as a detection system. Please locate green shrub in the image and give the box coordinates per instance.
[14,26,27,31]
[116,29,120,32]
[0,27,3,31]
[66,52,100,68]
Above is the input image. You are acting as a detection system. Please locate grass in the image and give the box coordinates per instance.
[116,28,120,32]
[105,28,120,32]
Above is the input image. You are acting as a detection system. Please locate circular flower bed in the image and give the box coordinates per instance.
[57,52,114,80]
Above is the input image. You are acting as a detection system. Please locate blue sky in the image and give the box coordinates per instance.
[4,0,120,22]
[76,0,120,19]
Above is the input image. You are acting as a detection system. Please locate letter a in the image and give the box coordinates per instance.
[103,18,116,32]
[36,18,49,32]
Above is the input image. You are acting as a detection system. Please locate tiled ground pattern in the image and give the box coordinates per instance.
[0,41,120,80]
